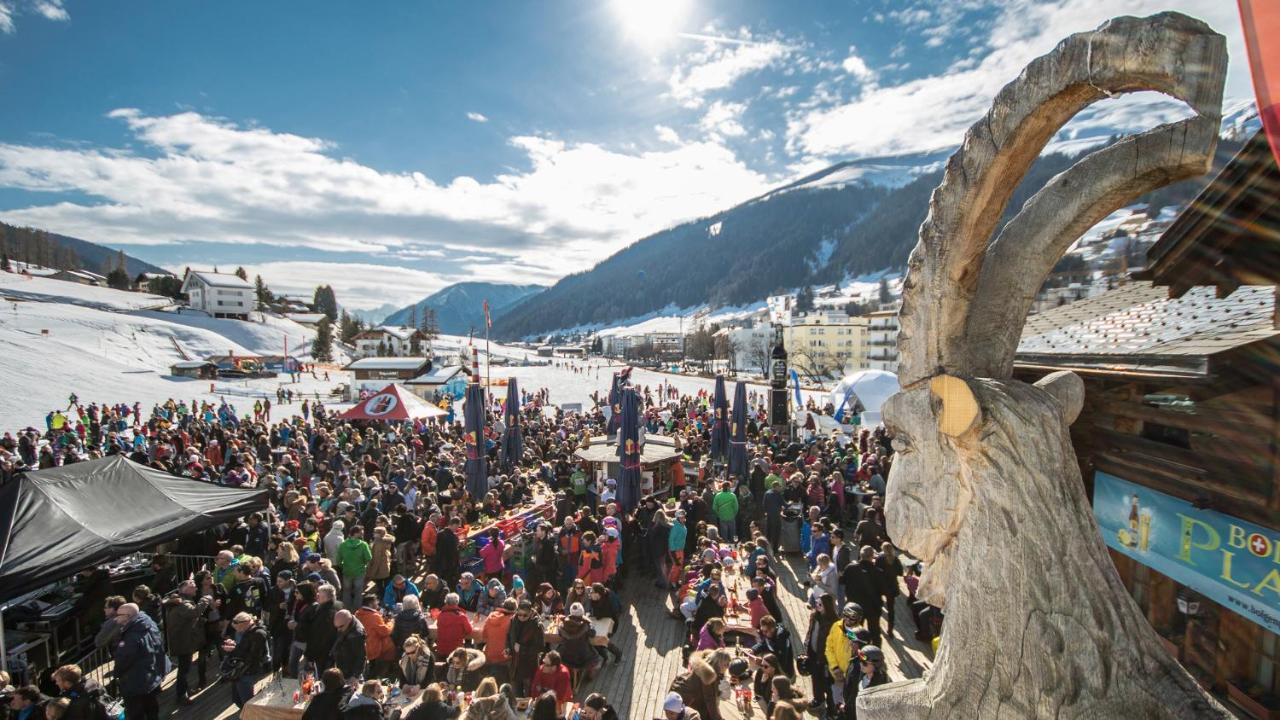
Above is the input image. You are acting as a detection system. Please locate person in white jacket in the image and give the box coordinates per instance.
[323,520,345,565]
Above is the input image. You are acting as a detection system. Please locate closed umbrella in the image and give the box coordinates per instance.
[729,380,748,482]
[617,387,642,512]
[710,375,730,462]
[464,382,488,500]
[502,378,522,468]
[606,371,623,435]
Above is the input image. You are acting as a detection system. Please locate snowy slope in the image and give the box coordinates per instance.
[0,274,349,427]
[0,272,174,311]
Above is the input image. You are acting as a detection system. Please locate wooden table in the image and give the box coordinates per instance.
[240,676,306,720]
[721,567,759,639]
[241,675,422,720]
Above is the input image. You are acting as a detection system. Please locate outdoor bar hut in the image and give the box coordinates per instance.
[574,429,684,501]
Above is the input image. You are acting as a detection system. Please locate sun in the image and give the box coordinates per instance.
[611,0,691,50]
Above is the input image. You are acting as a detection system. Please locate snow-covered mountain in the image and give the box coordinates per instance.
[495,114,1257,340]
[382,282,544,334]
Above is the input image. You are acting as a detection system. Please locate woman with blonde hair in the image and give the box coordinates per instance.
[462,677,518,720]
[399,634,434,689]
[44,697,71,720]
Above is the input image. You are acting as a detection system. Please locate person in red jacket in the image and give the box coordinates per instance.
[529,649,573,705]
[434,592,473,657]
[599,528,620,586]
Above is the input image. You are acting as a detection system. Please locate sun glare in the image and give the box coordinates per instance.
[612,0,690,49]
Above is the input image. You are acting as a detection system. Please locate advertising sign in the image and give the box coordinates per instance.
[1093,471,1280,634]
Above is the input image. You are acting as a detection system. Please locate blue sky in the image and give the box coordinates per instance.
[0,0,1253,310]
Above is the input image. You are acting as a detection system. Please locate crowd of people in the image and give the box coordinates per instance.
[0,362,925,720]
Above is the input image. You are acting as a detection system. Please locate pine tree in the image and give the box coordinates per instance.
[1,253,10,272]
[418,307,439,343]
[339,312,364,345]
[106,267,131,290]
[311,285,338,321]
[878,277,892,305]
[254,275,271,309]
[116,249,128,273]
[234,266,248,281]
[311,318,334,362]
[795,285,815,312]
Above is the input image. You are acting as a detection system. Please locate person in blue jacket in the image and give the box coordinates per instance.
[112,603,166,720]
[382,574,421,608]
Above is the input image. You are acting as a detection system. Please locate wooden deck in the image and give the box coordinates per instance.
[152,553,931,719]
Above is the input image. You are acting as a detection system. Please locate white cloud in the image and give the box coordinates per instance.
[668,33,791,107]
[789,0,1252,160]
[466,111,488,123]
[32,0,65,21]
[699,100,747,138]
[0,0,69,32]
[0,109,773,307]
[840,47,876,83]
[654,124,681,144]
[229,262,464,310]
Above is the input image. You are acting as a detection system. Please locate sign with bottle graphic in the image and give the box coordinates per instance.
[1093,471,1280,634]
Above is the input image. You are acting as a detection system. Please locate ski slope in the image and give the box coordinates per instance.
[0,273,348,427]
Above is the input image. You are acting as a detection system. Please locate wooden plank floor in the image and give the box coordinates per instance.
[142,553,931,718]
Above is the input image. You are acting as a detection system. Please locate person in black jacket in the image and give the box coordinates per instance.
[526,523,558,591]
[330,610,367,680]
[839,547,885,647]
[435,518,461,588]
[297,584,342,670]
[750,615,795,677]
[51,665,110,720]
[301,668,350,720]
[221,612,271,708]
[418,575,448,611]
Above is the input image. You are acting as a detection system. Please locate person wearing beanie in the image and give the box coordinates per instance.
[663,690,702,720]
[556,603,600,680]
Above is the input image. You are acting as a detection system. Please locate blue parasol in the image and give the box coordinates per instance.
[709,375,730,462]
[606,372,622,435]
[501,378,522,469]
[463,382,488,500]
[617,386,642,512]
[729,380,748,482]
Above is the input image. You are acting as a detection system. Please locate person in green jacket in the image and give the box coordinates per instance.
[337,528,373,609]
[712,481,740,542]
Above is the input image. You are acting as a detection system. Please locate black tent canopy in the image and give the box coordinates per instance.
[0,455,268,603]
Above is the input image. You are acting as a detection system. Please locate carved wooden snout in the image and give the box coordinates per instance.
[1033,369,1085,424]
[929,375,981,437]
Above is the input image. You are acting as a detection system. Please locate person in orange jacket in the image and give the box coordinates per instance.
[480,598,516,674]
[354,594,396,677]
[419,512,440,572]
[599,528,621,586]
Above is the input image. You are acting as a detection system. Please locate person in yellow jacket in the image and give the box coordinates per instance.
[825,602,865,709]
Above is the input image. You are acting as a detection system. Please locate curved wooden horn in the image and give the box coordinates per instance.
[896,13,1226,387]
[930,375,980,437]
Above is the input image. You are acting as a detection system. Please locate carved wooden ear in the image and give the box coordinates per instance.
[1034,370,1085,425]
[929,375,981,437]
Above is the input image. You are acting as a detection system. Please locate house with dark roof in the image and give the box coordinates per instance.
[1012,132,1280,710]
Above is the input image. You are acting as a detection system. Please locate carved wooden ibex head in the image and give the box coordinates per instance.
[868,12,1232,719]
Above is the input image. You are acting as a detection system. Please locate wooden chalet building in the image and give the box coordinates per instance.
[1013,132,1280,717]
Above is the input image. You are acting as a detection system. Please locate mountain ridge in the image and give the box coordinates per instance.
[382,281,544,334]
[494,130,1251,340]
